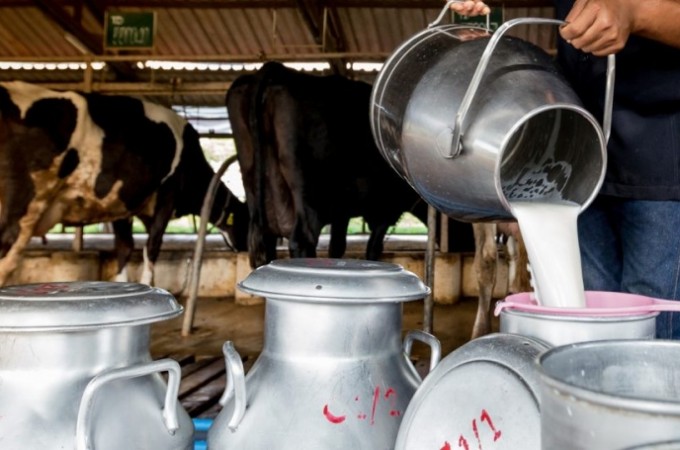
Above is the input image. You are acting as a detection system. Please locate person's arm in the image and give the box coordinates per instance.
[447,0,680,54]
[561,0,680,55]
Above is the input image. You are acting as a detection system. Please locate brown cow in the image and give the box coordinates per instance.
[471,222,531,339]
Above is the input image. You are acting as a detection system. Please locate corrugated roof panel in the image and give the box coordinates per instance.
[0,7,77,57]
[0,2,558,107]
[0,5,102,58]
[189,9,234,55]
[269,9,321,57]
[336,6,555,57]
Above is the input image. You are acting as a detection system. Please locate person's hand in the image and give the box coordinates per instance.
[448,0,491,17]
[560,0,638,55]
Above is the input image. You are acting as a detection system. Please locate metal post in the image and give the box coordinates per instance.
[424,205,437,333]
[181,155,237,336]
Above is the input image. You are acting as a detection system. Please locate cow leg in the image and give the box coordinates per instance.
[288,208,321,258]
[366,222,390,261]
[263,231,278,264]
[471,223,498,339]
[247,215,278,268]
[138,198,175,286]
[328,217,350,258]
[112,218,134,282]
[506,231,532,293]
[289,224,318,258]
[0,199,50,286]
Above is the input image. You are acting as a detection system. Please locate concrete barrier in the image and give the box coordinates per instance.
[11,233,512,303]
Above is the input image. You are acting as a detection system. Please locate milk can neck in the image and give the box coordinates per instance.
[262,298,404,358]
[0,326,151,369]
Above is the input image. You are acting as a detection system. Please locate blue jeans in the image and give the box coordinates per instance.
[578,196,680,339]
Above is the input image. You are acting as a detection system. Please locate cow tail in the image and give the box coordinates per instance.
[249,64,277,242]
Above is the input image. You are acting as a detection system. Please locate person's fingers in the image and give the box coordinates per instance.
[473,3,491,15]
[561,1,628,54]
[564,0,590,24]
[449,1,490,16]
[560,3,598,42]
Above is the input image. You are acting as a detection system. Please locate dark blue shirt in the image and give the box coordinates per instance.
[555,0,680,200]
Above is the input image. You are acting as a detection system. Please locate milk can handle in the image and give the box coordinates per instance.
[403,329,441,374]
[218,341,247,431]
[75,358,182,450]
[448,17,616,158]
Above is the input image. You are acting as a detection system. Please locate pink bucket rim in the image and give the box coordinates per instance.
[494,291,680,317]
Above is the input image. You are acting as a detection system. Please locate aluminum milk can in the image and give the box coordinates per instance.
[539,340,680,449]
[0,281,194,450]
[208,258,440,450]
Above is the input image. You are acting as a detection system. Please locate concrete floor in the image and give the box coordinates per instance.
[150,294,497,364]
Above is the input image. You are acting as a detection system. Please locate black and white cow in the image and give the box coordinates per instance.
[0,81,248,286]
[227,62,430,268]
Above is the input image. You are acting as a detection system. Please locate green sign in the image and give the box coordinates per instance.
[105,11,156,49]
[454,7,504,31]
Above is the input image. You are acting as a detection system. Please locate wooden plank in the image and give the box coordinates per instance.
[182,373,227,417]
[180,357,220,380]
[179,358,226,398]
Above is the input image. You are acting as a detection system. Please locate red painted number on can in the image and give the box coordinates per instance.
[322,386,402,425]
[438,409,502,449]
[322,404,346,424]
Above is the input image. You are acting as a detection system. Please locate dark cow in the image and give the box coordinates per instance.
[228,62,528,341]
[0,81,248,286]
[226,61,433,268]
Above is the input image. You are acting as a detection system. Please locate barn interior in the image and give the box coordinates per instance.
[0,0,559,444]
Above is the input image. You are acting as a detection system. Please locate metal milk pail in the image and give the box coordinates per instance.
[208,258,440,450]
[0,281,194,450]
[539,340,680,449]
[370,12,612,221]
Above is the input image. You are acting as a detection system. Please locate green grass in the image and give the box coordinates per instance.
[51,213,427,236]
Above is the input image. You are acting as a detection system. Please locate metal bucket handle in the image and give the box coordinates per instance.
[75,358,182,450]
[217,341,247,431]
[402,329,442,374]
[427,13,617,158]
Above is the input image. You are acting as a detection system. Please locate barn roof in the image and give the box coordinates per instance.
[0,0,557,108]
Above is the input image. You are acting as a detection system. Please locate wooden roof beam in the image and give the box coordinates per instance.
[33,0,103,53]
[295,0,348,76]
[31,0,138,80]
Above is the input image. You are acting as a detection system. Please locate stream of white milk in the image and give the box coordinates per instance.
[510,201,586,308]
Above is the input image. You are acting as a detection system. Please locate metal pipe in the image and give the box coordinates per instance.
[181,155,237,336]
[424,204,437,334]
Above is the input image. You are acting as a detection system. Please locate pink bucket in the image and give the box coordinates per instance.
[495,291,677,346]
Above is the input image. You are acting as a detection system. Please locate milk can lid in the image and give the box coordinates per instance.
[0,281,183,331]
[395,333,548,450]
[238,258,430,303]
